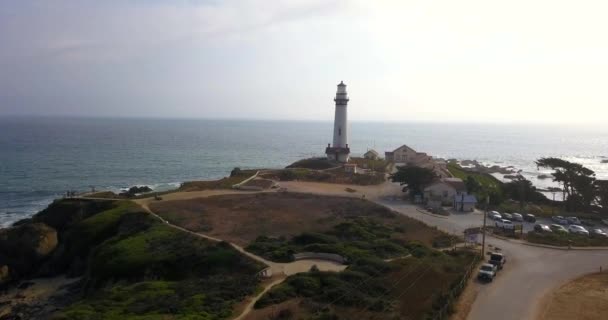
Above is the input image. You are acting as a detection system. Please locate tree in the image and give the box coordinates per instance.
[595,180,608,214]
[536,157,596,211]
[503,175,546,208]
[465,176,482,194]
[390,166,436,198]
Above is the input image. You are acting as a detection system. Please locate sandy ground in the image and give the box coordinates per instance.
[536,272,608,320]
[278,180,403,200]
[450,260,483,320]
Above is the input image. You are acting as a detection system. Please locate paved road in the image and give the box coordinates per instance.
[378,199,608,320]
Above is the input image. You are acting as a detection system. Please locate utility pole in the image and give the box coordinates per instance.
[481,196,489,257]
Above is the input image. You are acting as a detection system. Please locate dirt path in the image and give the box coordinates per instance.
[233,277,286,320]
[129,192,347,320]
[536,272,608,320]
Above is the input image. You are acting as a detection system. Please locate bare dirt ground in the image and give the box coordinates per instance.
[450,260,483,320]
[149,192,443,248]
[537,272,608,320]
[0,276,79,318]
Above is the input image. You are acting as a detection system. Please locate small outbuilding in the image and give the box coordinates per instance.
[454,194,477,212]
[424,178,467,206]
[364,149,380,160]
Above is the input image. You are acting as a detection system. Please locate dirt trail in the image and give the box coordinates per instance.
[129,191,348,320]
[233,277,285,320]
[78,180,403,320]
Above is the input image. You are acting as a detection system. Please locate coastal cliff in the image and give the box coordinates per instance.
[0,198,264,319]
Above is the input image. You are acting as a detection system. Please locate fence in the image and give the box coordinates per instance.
[431,254,481,320]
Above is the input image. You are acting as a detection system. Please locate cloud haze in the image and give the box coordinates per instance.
[1,0,607,124]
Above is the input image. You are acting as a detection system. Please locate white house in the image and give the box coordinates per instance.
[424,178,467,207]
[364,149,380,160]
[385,145,431,165]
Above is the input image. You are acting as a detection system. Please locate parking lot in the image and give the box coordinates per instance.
[375,199,608,320]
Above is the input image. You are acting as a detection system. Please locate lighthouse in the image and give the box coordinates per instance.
[326,81,350,162]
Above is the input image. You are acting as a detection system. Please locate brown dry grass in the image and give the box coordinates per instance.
[150,192,444,247]
[537,272,608,320]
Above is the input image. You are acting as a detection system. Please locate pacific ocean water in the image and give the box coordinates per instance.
[1,116,607,227]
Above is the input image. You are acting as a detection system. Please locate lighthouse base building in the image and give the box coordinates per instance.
[326,81,350,163]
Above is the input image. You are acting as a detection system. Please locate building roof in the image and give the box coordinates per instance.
[425,178,467,192]
[455,194,478,204]
[364,149,379,156]
[442,178,467,192]
[390,144,417,153]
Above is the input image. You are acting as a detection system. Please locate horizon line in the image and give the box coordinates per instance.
[1,114,607,127]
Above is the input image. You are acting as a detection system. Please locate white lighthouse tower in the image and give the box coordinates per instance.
[326,81,350,162]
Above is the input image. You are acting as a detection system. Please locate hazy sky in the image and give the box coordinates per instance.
[1,1,607,123]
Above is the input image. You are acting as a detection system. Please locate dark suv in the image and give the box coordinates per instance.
[523,214,536,223]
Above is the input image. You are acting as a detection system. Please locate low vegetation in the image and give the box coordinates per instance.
[246,218,410,262]
[151,193,453,248]
[261,167,385,186]
[4,199,264,320]
[349,157,389,174]
[286,158,339,170]
[448,163,504,205]
[526,232,608,247]
[254,250,478,320]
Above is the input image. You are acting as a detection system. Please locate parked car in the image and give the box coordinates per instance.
[550,224,569,233]
[566,216,581,225]
[590,228,608,238]
[496,219,514,230]
[523,214,536,223]
[534,224,552,233]
[602,219,608,226]
[501,212,513,220]
[511,213,523,222]
[568,225,589,236]
[488,252,506,270]
[490,213,502,220]
[477,263,497,282]
[552,216,568,225]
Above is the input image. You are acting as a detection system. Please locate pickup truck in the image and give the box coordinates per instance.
[477,263,497,282]
[488,252,506,270]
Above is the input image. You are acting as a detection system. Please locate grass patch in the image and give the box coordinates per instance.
[88,213,264,284]
[349,157,389,174]
[178,175,251,192]
[56,277,259,320]
[448,163,503,205]
[254,250,478,320]
[55,208,264,319]
[286,158,339,170]
[246,218,410,263]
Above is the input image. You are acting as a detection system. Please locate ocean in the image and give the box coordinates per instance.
[1,116,608,227]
